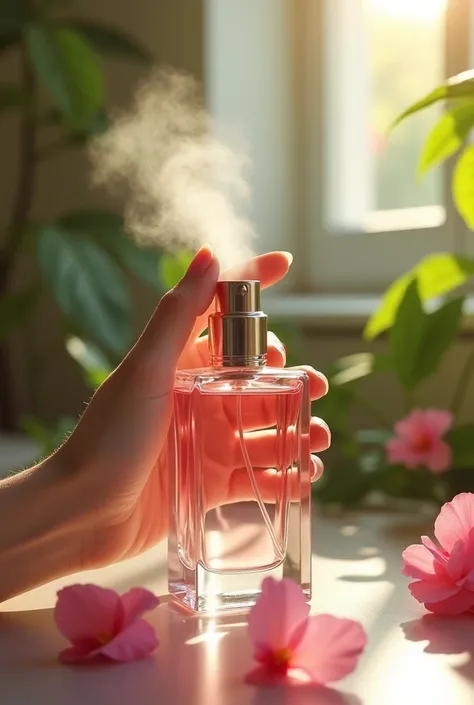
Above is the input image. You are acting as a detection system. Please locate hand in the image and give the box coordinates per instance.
[0,248,329,601]
[58,247,329,570]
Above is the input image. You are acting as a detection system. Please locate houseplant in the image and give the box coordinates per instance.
[315,69,474,509]
[0,0,170,433]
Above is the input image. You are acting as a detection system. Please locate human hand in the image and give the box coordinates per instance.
[53,247,330,571]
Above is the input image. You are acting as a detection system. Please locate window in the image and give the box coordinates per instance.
[205,0,473,295]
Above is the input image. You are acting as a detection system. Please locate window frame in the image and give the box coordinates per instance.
[301,0,472,293]
[205,0,473,296]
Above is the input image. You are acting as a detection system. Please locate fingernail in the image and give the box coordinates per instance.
[187,245,214,277]
[282,251,293,266]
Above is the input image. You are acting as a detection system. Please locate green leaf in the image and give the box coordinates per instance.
[415,296,464,384]
[25,24,104,129]
[330,352,392,385]
[65,335,113,388]
[159,251,193,290]
[315,384,354,436]
[389,280,425,389]
[57,210,163,290]
[69,20,152,63]
[0,288,37,339]
[392,70,474,129]
[453,145,474,229]
[418,102,474,176]
[390,281,464,389]
[447,424,474,469]
[365,253,474,339]
[37,224,132,354]
[21,414,76,457]
[21,415,53,453]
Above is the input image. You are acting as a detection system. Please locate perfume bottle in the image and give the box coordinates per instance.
[168,280,311,613]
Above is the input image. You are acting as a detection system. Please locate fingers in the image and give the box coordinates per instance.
[227,456,323,504]
[189,251,293,341]
[240,417,330,468]
[121,245,219,391]
[236,366,328,432]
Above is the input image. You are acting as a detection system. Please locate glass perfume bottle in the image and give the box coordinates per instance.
[168,280,311,613]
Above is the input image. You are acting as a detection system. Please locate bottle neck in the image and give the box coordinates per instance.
[208,310,268,367]
[210,353,267,368]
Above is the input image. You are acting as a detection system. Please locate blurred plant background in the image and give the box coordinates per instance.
[315,69,474,510]
[0,0,194,443]
[1,0,474,511]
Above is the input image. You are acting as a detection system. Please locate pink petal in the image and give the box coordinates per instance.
[446,540,467,582]
[394,411,425,440]
[99,619,158,661]
[55,585,122,645]
[434,493,474,552]
[425,589,474,615]
[420,536,448,567]
[292,615,367,684]
[423,409,453,436]
[402,544,437,579]
[408,578,459,604]
[424,440,452,474]
[386,438,412,465]
[120,588,160,628]
[248,578,310,653]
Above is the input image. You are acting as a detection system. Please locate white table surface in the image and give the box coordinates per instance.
[2,511,473,705]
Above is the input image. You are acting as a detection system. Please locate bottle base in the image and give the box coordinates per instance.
[169,562,311,614]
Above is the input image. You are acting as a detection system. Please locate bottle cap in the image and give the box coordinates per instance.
[209,280,268,367]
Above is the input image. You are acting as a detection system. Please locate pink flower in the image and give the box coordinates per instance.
[245,577,367,686]
[54,584,159,664]
[386,409,453,473]
[402,493,474,615]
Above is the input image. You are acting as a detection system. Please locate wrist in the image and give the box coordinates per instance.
[0,454,86,602]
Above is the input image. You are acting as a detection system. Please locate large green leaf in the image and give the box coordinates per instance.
[0,288,37,339]
[390,281,464,389]
[365,253,474,339]
[415,296,464,384]
[453,145,474,229]
[159,251,193,290]
[37,224,131,353]
[389,280,425,389]
[70,20,152,63]
[25,24,104,129]
[392,69,474,129]
[447,424,474,468]
[57,210,163,290]
[418,102,474,176]
[65,335,113,388]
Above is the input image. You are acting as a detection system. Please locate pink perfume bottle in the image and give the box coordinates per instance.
[168,280,311,613]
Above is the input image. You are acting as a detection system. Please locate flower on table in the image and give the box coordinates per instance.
[245,577,367,687]
[402,492,474,615]
[386,409,453,473]
[54,584,159,664]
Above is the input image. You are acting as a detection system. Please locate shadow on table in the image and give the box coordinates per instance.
[402,614,474,682]
[0,601,360,705]
[251,685,361,705]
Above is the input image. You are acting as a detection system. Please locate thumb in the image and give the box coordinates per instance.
[124,245,219,388]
